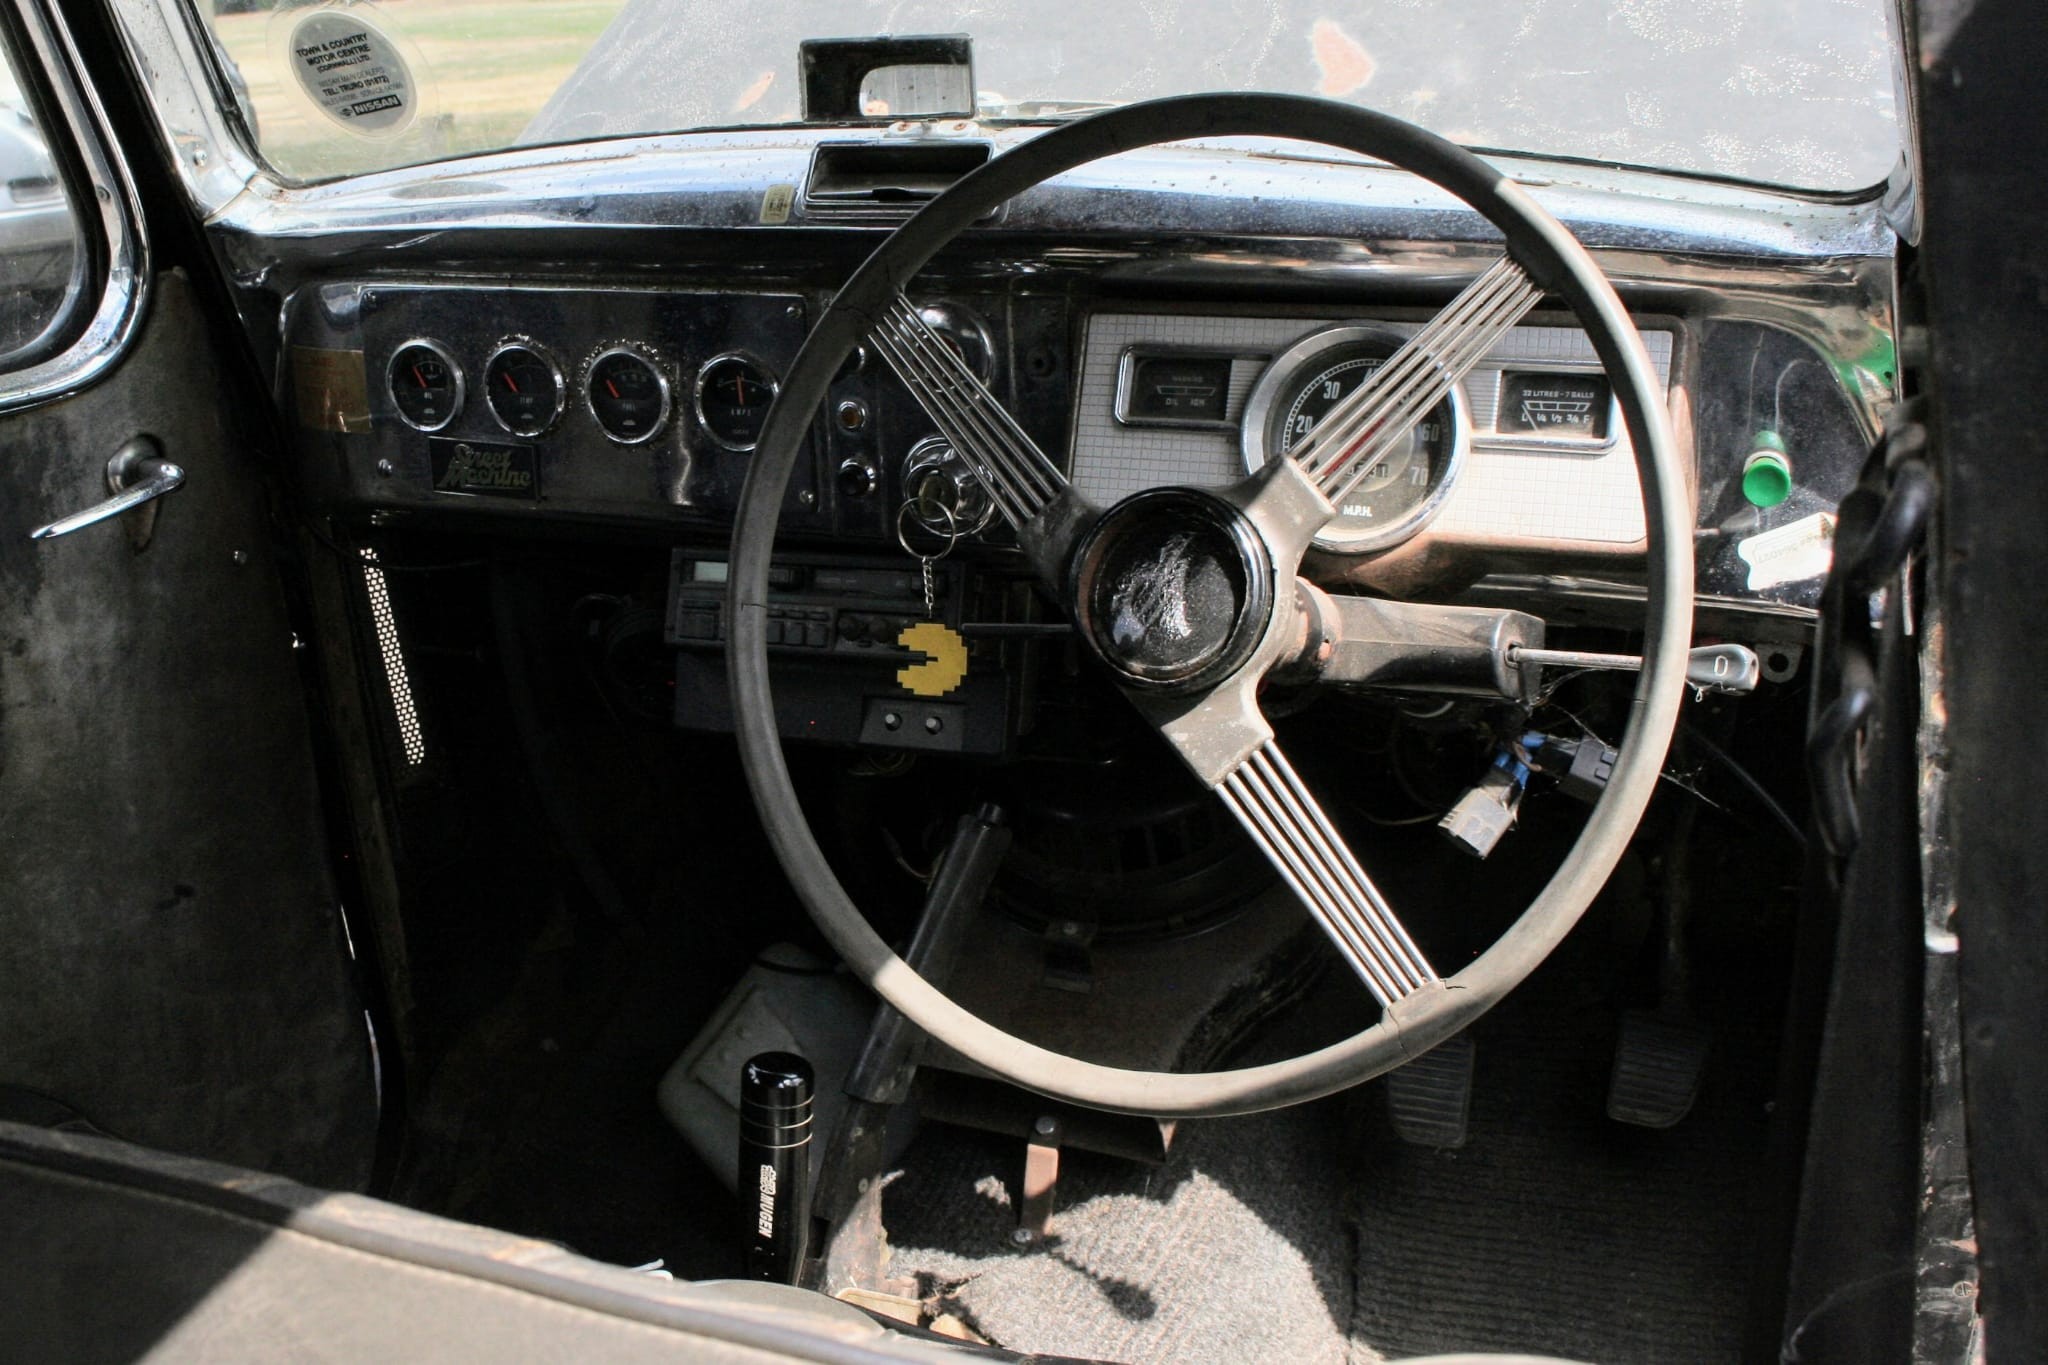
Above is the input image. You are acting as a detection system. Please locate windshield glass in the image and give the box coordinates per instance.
[195,0,1901,192]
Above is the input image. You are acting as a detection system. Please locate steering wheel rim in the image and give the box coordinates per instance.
[727,93,1693,1118]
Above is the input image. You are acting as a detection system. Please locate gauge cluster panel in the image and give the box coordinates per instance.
[1074,307,1677,560]
[291,283,820,529]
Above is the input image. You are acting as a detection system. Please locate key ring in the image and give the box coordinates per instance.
[896,495,962,562]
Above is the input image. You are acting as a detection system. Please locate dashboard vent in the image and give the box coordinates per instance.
[801,141,993,224]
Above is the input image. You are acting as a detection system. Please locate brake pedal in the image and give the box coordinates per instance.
[1386,1034,1476,1149]
[1607,1010,1711,1128]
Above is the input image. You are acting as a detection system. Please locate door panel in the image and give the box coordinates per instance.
[0,270,376,1189]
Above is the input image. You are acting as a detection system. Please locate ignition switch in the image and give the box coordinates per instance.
[901,436,996,536]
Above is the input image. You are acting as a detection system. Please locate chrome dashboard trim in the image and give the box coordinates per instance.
[0,0,150,416]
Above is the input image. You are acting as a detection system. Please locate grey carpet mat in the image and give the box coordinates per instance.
[876,954,1777,1363]
[881,1106,1363,1363]
[1343,978,1773,1362]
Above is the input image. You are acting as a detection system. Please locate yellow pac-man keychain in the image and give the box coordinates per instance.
[897,621,969,697]
[891,496,970,698]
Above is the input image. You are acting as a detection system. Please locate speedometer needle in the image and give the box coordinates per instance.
[502,373,520,394]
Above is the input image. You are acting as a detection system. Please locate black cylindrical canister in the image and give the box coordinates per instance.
[737,1051,814,1282]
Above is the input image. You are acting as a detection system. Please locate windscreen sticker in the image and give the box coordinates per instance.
[759,184,795,225]
[1738,512,1836,591]
[287,8,417,136]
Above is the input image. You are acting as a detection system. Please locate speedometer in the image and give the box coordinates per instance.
[1241,325,1470,553]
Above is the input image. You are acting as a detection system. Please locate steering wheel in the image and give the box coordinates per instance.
[728,94,1692,1117]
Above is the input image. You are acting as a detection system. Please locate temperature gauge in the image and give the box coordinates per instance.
[694,353,778,451]
[387,339,464,432]
[483,342,565,438]
[585,346,671,444]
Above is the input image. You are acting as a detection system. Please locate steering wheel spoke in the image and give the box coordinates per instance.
[1291,255,1542,502]
[867,291,1070,531]
[1134,671,1437,1008]
[1216,737,1439,1006]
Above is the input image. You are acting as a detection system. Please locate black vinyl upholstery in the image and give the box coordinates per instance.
[0,1121,1018,1364]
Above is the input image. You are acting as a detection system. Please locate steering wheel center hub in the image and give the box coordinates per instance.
[1071,488,1274,691]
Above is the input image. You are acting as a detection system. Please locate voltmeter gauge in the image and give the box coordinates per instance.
[387,339,464,432]
[1241,325,1470,553]
[483,342,565,438]
[584,347,671,444]
[694,354,778,451]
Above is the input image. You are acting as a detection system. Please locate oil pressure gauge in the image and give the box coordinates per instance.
[387,339,464,433]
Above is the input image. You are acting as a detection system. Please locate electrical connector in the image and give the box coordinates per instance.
[1562,738,1620,803]
[1525,732,1620,805]
[1439,753,1528,859]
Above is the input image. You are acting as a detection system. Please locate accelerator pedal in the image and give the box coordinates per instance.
[1607,1010,1712,1128]
[1385,1034,1476,1149]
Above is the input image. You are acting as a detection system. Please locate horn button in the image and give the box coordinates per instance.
[1071,488,1274,692]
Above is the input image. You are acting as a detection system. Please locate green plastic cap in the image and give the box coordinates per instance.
[1742,435,1793,508]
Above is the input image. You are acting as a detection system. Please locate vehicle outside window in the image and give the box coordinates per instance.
[192,0,1900,193]
[0,45,83,365]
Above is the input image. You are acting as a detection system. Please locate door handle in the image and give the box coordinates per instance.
[30,436,185,541]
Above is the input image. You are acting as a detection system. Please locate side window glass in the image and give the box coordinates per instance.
[0,39,85,365]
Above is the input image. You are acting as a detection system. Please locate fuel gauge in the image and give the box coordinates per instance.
[387,339,464,432]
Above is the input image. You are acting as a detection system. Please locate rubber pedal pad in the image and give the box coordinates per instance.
[1385,1034,1476,1149]
[1607,1010,1712,1129]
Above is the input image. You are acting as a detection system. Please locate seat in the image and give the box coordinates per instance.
[0,1120,1015,1364]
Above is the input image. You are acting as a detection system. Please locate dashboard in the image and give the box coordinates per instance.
[289,271,1861,620]
[292,282,1695,571]
[283,263,1870,759]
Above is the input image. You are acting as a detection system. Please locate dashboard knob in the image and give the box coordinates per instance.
[836,457,879,499]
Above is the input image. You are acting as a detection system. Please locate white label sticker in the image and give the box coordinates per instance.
[288,9,416,136]
[759,184,795,225]
[1738,511,1836,591]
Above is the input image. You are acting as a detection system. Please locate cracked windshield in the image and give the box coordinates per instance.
[196,0,1900,191]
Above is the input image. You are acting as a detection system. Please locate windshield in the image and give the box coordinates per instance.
[195,0,1902,193]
